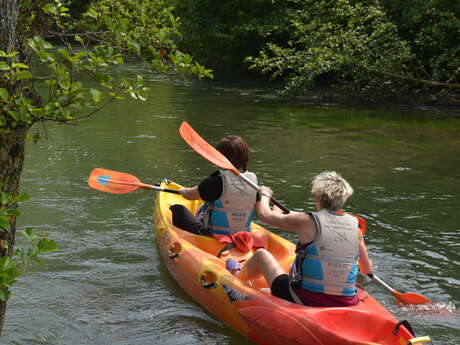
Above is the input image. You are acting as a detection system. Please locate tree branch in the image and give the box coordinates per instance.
[370,69,460,89]
[39,86,124,123]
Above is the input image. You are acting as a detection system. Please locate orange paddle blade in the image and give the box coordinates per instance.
[179,121,240,175]
[392,291,432,305]
[88,168,149,194]
[369,274,431,305]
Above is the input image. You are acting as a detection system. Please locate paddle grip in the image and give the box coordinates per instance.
[162,187,181,194]
[271,197,290,214]
[151,185,181,194]
[238,173,290,214]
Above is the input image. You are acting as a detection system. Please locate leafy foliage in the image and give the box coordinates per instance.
[171,0,291,74]
[247,0,413,98]
[0,0,212,134]
[0,0,212,326]
[380,0,459,84]
[0,191,57,302]
[170,0,458,100]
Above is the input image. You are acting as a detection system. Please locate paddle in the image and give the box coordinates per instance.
[88,168,180,195]
[355,216,431,305]
[179,121,290,213]
[367,273,431,305]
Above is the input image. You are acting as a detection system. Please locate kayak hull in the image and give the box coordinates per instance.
[153,181,418,345]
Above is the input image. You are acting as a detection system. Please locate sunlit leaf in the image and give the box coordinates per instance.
[90,88,102,102]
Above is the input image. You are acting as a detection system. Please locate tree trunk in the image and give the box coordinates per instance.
[0,0,19,53]
[0,0,21,334]
[0,126,28,333]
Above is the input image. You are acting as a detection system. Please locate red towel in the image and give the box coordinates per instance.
[211,231,265,252]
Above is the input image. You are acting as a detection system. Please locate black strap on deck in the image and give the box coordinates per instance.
[393,320,415,337]
[217,243,236,258]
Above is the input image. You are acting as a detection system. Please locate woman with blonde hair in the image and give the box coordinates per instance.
[226,171,374,307]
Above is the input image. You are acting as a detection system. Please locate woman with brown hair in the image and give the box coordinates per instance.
[170,135,259,236]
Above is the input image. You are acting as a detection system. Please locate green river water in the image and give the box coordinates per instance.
[2,71,459,345]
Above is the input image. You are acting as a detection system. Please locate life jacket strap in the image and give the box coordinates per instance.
[301,277,356,290]
[208,227,251,234]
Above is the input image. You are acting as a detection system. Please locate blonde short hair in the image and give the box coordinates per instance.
[311,171,353,211]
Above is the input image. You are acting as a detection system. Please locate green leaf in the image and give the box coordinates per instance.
[0,289,11,302]
[42,3,57,15]
[16,71,33,80]
[37,238,58,253]
[85,7,99,20]
[0,256,13,274]
[12,62,29,69]
[0,216,9,230]
[0,61,9,71]
[90,88,102,102]
[0,51,17,58]
[21,227,35,241]
[17,193,29,202]
[0,88,9,101]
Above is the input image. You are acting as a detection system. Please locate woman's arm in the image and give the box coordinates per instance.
[256,186,317,242]
[257,197,303,231]
[358,231,374,275]
[179,186,201,200]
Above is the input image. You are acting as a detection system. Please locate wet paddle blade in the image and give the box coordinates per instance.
[179,121,240,175]
[369,273,431,306]
[88,168,143,194]
[392,291,432,305]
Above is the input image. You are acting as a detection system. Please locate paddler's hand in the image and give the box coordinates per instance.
[178,186,201,200]
[256,186,287,223]
[260,186,284,214]
[259,186,273,202]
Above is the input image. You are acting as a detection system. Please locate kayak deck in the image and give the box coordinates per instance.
[153,181,427,345]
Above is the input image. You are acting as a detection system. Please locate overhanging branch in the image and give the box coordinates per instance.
[370,69,460,89]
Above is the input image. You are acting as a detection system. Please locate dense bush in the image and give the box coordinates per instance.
[171,0,291,74]
[172,0,459,100]
[380,0,459,84]
[247,0,413,99]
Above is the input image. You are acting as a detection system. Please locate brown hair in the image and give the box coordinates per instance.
[216,135,250,171]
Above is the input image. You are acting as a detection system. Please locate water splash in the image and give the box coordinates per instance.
[402,301,457,316]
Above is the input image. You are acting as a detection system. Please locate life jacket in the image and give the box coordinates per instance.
[292,209,360,297]
[204,170,258,235]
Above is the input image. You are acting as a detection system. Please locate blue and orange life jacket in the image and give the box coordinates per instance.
[203,170,258,235]
[293,209,361,297]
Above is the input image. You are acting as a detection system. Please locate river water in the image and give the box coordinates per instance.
[2,71,459,345]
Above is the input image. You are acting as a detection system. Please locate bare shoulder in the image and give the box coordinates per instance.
[265,210,310,232]
[284,211,312,224]
[294,212,317,243]
[279,211,316,243]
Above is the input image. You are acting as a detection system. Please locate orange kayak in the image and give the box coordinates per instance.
[153,181,430,345]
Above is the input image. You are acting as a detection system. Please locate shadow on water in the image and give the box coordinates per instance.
[3,69,459,345]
